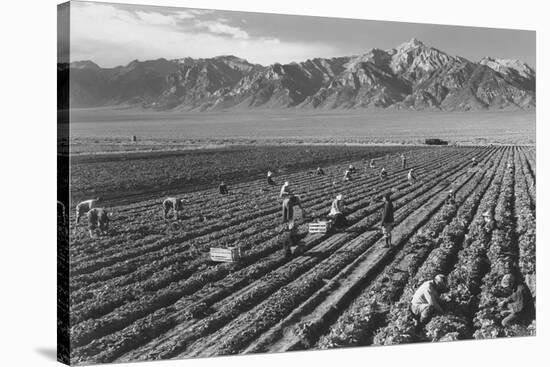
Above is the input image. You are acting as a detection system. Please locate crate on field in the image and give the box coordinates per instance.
[308,220,332,234]
[209,246,242,262]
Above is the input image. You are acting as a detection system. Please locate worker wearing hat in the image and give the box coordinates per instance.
[328,194,347,227]
[499,274,535,327]
[411,274,447,325]
[446,188,456,205]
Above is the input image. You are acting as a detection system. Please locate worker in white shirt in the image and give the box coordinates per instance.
[411,274,447,324]
[75,197,100,224]
[279,181,292,199]
[328,194,347,227]
[407,169,416,186]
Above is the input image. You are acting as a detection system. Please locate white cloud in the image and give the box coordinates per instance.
[70,2,337,67]
[195,20,250,39]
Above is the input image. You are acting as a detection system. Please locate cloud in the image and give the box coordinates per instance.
[70,2,337,67]
[194,20,250,39]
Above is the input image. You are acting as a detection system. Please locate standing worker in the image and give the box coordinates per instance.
[407,169,416,186]
[411,274,447,325]
[401,154,407,169]
[379,167,388,181]
[328,194,347,227]
[87,207,110,238]
[471,157,478,167]
[163,197,184,220]
[219,181,228,195]
[282,194,306,224]
[381,193,394,247]
[499,274,535,327]
[267,171,275,185]
[280,181,292,199]
[75,197,100,225]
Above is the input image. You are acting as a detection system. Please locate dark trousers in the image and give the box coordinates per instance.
[282,203,294,223]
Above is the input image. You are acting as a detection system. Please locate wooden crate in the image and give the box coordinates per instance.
[308,221,332,234]
[210,246,242,262]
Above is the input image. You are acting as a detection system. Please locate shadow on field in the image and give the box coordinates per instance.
[35,347,57,361]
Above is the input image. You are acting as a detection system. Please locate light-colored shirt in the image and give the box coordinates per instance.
[411,280,440,307]
[76,199,98,212]
[280,185,291,198]
[329,199,344,216]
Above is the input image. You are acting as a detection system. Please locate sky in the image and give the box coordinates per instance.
[67,1,536,68]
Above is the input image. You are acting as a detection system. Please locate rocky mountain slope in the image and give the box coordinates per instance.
[61,39,536,111]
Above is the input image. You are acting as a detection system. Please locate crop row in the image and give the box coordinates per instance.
[69,149,469,309]
[371,148,510,345]
[69,148,478,360]
[315,152,499,349]
[68,147,484,366]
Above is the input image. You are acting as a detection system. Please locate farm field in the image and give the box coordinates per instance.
[67,145,536,365]
[70,145,423,205]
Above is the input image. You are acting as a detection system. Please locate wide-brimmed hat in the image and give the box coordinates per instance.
[501,274,515,288]
[434,274,447,287]
[336,194,343,200]
[284,181,289,186]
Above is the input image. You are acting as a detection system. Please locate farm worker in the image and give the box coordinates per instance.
[381,193,394,247]
[280,181,292,199]
[499,274,535,327]
[379,167,388,181]
[471,157,478,167]
[163,197,184,220]
[482,210,496,232]
[343,169,352,182]
[401,154,407,169]
[328,194,347,227]
[282,194,305,224]
[407,169,416,186]
[219,181,228,195]
[75,197,100,224]
[316,167,325,176]
[267,171,275,185]
[87,207,109,238]
[411,274,447,324]
[281,221,302,259]
[369,159,376,169]
[446,189,457,205]
[348,164,357,174]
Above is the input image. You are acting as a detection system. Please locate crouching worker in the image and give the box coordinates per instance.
[75,197,100,225]
[267,171,275,185]
[281,221,307,259]
[87,208,109,238]
[411,274,447,325]
[219,181,228,195]
[499,274,535,327]
[343,169,352,182]
[316,167,325,176]
[379,167,388,181]
[282,194,306,224]
[328,194,347,228]
[163,197,184,220]
[446,189,456,205]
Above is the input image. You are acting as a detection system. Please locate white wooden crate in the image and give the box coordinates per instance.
[210,246,242,262]
[308,221,332,234]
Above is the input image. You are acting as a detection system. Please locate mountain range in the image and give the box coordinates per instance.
[61,38,536,111]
